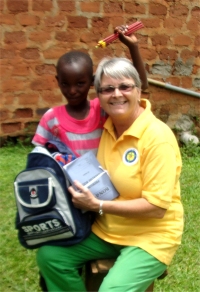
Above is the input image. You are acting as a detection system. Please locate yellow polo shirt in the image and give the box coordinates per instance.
[92,99,184,265]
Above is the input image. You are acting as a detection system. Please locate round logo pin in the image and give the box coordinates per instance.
[123,148,139,165]
[30,188,37,198]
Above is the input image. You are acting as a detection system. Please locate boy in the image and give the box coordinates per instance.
[32,26,148,155]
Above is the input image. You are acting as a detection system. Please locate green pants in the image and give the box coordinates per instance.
[37,232,166,292]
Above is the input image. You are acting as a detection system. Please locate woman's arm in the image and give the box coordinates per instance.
[96,198,166,219]
[68,181,166,219]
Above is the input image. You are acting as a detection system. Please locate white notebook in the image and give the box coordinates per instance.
[63,151,119,201]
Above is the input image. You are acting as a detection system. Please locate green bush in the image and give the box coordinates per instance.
[180,142,200,158]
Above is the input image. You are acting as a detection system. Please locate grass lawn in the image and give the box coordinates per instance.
[0,144,199,291]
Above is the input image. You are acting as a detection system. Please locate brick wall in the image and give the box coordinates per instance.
[0,0,200,142]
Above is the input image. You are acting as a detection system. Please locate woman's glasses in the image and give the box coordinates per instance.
[98,84,136,95]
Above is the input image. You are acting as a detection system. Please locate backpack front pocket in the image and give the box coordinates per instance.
[14,177,56,214]
[18,209,74,247]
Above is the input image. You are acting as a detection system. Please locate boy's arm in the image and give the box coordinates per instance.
[115,25,148,91]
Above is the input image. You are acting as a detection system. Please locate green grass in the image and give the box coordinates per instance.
[154,150,200,291]
[0,144,40,292]
[0,144,199,291]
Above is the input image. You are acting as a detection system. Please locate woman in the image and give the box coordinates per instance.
[37,58,183,292]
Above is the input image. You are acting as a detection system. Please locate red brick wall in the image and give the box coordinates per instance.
[1,0,200,140]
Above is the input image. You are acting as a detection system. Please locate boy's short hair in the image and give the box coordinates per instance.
[56,51,93,77]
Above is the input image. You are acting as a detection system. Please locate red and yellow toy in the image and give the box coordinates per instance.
[95,21,144,48]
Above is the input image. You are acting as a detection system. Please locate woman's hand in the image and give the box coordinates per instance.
[68,180,99,212]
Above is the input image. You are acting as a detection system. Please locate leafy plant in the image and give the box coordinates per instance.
[180,142,200,158]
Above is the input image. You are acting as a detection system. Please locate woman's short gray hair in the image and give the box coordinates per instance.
[94,57,141,93]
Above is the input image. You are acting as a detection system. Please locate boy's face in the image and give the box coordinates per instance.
[56,59,93,107]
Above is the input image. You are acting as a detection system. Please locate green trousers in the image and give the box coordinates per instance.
[37,232,166,292]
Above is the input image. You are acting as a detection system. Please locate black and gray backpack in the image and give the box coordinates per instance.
[14,146,91,249]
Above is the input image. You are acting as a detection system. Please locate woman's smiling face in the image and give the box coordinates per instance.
[98,74,141,121]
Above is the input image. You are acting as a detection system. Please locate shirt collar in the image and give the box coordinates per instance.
[103,99,154,139]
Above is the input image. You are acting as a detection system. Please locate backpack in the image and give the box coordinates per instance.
[14,146,91,249]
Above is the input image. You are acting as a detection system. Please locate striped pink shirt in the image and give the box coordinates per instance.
[32,98,107,157]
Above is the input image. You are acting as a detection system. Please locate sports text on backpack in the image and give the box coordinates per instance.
[14,146,91,249]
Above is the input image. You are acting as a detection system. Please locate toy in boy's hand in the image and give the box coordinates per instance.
[95,21,144,48]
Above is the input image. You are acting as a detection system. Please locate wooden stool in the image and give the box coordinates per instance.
[85,259,168,292]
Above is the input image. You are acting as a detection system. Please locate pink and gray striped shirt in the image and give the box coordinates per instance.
[32,98,107,157]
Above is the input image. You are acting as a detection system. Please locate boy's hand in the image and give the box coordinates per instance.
[114,25,138,46]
